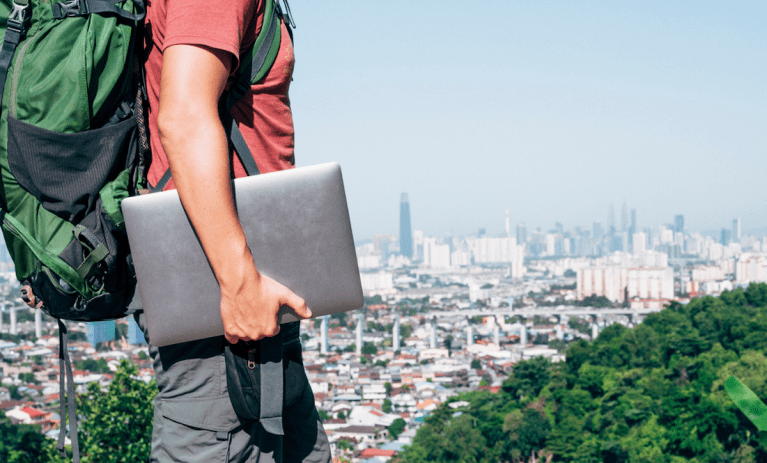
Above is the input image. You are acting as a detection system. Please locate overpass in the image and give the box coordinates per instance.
[317,305,664,355]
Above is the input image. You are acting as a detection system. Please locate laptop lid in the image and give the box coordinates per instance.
[121,162,363,347]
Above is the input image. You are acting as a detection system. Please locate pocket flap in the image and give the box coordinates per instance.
[160,394,240,432]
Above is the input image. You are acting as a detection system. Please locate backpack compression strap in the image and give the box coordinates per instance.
[51,0,146,21]
[150,0,287,192]
[0,0,28,121]
[57,320,81,463]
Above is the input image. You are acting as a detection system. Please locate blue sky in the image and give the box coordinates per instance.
[289,1,766,241]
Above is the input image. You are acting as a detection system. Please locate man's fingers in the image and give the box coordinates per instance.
[225,333,240,345]
[284,292,312,319]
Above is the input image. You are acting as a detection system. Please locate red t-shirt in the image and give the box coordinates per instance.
[144,0,296,190]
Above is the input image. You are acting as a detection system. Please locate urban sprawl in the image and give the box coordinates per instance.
[1,196,766,462]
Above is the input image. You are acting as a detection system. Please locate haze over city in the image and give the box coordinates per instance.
[289,1,766,240]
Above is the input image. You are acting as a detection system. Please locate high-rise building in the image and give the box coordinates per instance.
[399,193,412,258]
[621,202,628,231]
[630,209,637,234]
[733,218,741,243]
[87,320,115,346]
[608,204,615,234]
[516,223,527,245]
[721,228,732,246]
[128,317,146,345]
[674,215,684,234]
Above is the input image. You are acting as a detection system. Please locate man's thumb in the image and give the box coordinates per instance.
[285,293,312,319]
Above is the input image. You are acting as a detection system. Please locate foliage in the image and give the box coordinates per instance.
[361,342,378,356]
[388,418,406,439]
[401,284,767,462]
[383,398,392,413]
[400,324,412,340]
[50,360,157,463]
[8,384,23,400]
[0,411,50,463]
[471,358,481,370]
[576,294,612,308]
[75,358,111,374]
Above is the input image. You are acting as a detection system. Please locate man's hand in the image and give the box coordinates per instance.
[220,252,312,344]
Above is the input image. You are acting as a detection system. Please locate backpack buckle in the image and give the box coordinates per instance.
[52,0,88,19]
[7,1,28,32]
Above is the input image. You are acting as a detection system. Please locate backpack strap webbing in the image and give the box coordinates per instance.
[57,319,81,463]
[259,331,284,435]
[0,0,29,120]
[51,0,146,21]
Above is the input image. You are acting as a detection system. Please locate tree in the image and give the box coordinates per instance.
[0,410,52,463]
[382,398,392,413]
[388,418,406,439]
[400,324,412,340]
[73,360,157,463]
[502,356,551,399]
[361,342,377,356]
[471,358,481,370]
[384,382,392,396]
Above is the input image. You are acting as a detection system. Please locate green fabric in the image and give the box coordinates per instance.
[725,375,767,432]
[5,0,136,131]
[233,0,281,86]
[73,225,109,280]
[249,3,281,84]
[0,0,139,291]
[99,168,131,231]
[2,213,93,297]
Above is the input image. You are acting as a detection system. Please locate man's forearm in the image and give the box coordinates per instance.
[157,44,257,290]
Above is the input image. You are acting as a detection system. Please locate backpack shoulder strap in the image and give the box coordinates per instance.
[0,0,30,129]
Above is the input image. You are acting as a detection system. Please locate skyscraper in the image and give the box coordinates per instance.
[608,204,615,234]
[399,193,413,258]
[733,218,741,243]
[721,228,732,246]
[516,223,527,246]
[674,215,684,234]
[621,202,628,231]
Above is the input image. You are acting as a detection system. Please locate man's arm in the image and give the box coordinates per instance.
[156,44,311,344]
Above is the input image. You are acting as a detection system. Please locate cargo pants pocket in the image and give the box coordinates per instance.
[157,395,241,463]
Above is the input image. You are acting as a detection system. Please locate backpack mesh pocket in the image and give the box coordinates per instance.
[7,115,137,223]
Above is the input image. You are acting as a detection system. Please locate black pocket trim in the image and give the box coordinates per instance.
[7,115,137,222]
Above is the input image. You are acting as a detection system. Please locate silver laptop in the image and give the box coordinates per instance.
[122,162,363,347]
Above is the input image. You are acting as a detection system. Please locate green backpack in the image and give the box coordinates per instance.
[0,0,147,323]
[0,0,289,458]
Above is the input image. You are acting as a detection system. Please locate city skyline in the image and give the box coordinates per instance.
[363,196,764,243]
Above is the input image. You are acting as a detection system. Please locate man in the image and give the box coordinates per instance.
[137,0,331,461]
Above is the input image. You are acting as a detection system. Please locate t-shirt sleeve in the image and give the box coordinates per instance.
[163,0,258,68]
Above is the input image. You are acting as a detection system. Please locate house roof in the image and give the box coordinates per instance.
[360,448,397,458]
[20,407,46,418]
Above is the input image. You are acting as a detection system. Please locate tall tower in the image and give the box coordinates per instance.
[399,193,413,258]
[621,202,628,231]
[505,210,510,237]
[674,215,684,234]
[608,204,615,234]
[320,316,329,354]
[733,218,741,243]
[516,223,527,245]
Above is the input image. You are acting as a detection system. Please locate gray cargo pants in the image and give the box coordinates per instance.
[135,313,331,463]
